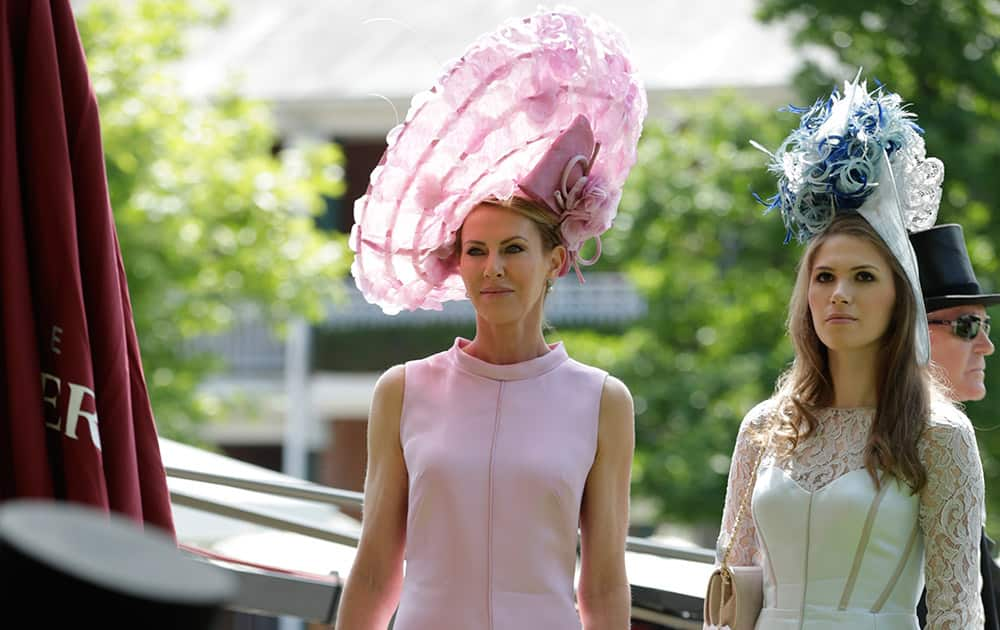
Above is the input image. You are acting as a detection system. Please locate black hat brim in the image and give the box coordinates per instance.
[926,294,1000,313]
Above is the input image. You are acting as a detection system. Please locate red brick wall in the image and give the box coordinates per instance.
[320,418,368,521]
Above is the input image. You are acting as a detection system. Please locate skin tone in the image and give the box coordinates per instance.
[336,202,635,630]
[928,304,995,402]
[458,204,565,364]
[807,234,897,408]
[333,363,407,630]
[577,376,634,630]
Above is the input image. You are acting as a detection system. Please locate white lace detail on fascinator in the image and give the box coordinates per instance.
[751,70,945,364]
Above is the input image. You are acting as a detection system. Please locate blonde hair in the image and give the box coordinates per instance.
[483,196,563,250]
[770,214,934,492]
[454,197,563,251]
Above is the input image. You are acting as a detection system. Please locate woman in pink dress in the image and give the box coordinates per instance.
[335,8,647,630]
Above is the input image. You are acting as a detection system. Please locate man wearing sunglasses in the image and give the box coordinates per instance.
[912,223,1000,629]
[913,224,999,400]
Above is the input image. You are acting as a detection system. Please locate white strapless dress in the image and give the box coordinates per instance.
[713,401,985,630]
[753,466,923,629]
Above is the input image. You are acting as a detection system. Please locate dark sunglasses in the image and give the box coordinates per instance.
[928,313,992,341]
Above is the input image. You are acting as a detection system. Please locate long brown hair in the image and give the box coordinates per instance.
[771,214,932,492]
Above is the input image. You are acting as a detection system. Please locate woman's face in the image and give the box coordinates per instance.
[459,204,562,325]
[807,233,897,357]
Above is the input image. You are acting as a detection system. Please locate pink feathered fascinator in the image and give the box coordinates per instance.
[349,6,647,314]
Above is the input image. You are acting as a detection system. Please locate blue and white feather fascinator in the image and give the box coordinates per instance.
[752,71,945,365]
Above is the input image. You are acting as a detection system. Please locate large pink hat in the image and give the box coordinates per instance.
[349,7,647,314]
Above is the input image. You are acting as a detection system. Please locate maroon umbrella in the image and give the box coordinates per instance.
[0,0,174,535]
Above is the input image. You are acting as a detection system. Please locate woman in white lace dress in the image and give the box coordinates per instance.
[714,76,986,629]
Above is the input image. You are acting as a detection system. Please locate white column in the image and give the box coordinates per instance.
[277,130,325,630]
[282,316,310,480]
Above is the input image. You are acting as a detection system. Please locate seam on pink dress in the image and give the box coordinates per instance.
[486,381,505,630]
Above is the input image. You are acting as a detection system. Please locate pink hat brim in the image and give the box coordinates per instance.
[350,8,647,314]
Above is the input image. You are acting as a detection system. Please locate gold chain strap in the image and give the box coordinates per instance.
[720,430,772,570]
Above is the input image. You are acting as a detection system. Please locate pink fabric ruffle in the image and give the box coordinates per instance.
[349,7,647,314]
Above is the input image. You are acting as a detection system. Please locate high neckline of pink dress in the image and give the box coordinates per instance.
[449,337,569,381]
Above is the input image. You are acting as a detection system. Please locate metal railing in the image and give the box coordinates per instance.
[167,466,364,509]
[167,464,713,629]
[167,466,716,564]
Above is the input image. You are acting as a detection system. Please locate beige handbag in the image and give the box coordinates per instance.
[703,435,769,630]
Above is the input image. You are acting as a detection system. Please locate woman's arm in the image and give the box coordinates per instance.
[715,403,769,566]
[577,375,635,630]
[334,365,409,630]
[919,407,986,629]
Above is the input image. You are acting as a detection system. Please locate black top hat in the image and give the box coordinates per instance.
[909,223,1000,313]
[0,500,236,629]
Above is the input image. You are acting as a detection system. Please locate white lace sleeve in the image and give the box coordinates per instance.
[716,401,771,567]
[918,404,985,629]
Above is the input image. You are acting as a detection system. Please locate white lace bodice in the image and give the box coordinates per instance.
[717,399,985,629]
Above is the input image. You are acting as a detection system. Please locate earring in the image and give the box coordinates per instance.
[545,278,554,293]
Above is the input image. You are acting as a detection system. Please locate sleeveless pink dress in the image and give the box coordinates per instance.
[393,337,606,630]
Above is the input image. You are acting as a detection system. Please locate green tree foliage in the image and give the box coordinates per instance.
[558,94,801,526]
[757,0,1000,538]
[76,0,348,439]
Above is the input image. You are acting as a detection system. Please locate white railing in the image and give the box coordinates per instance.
[168,465,715,564]
[166,457,713,629]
